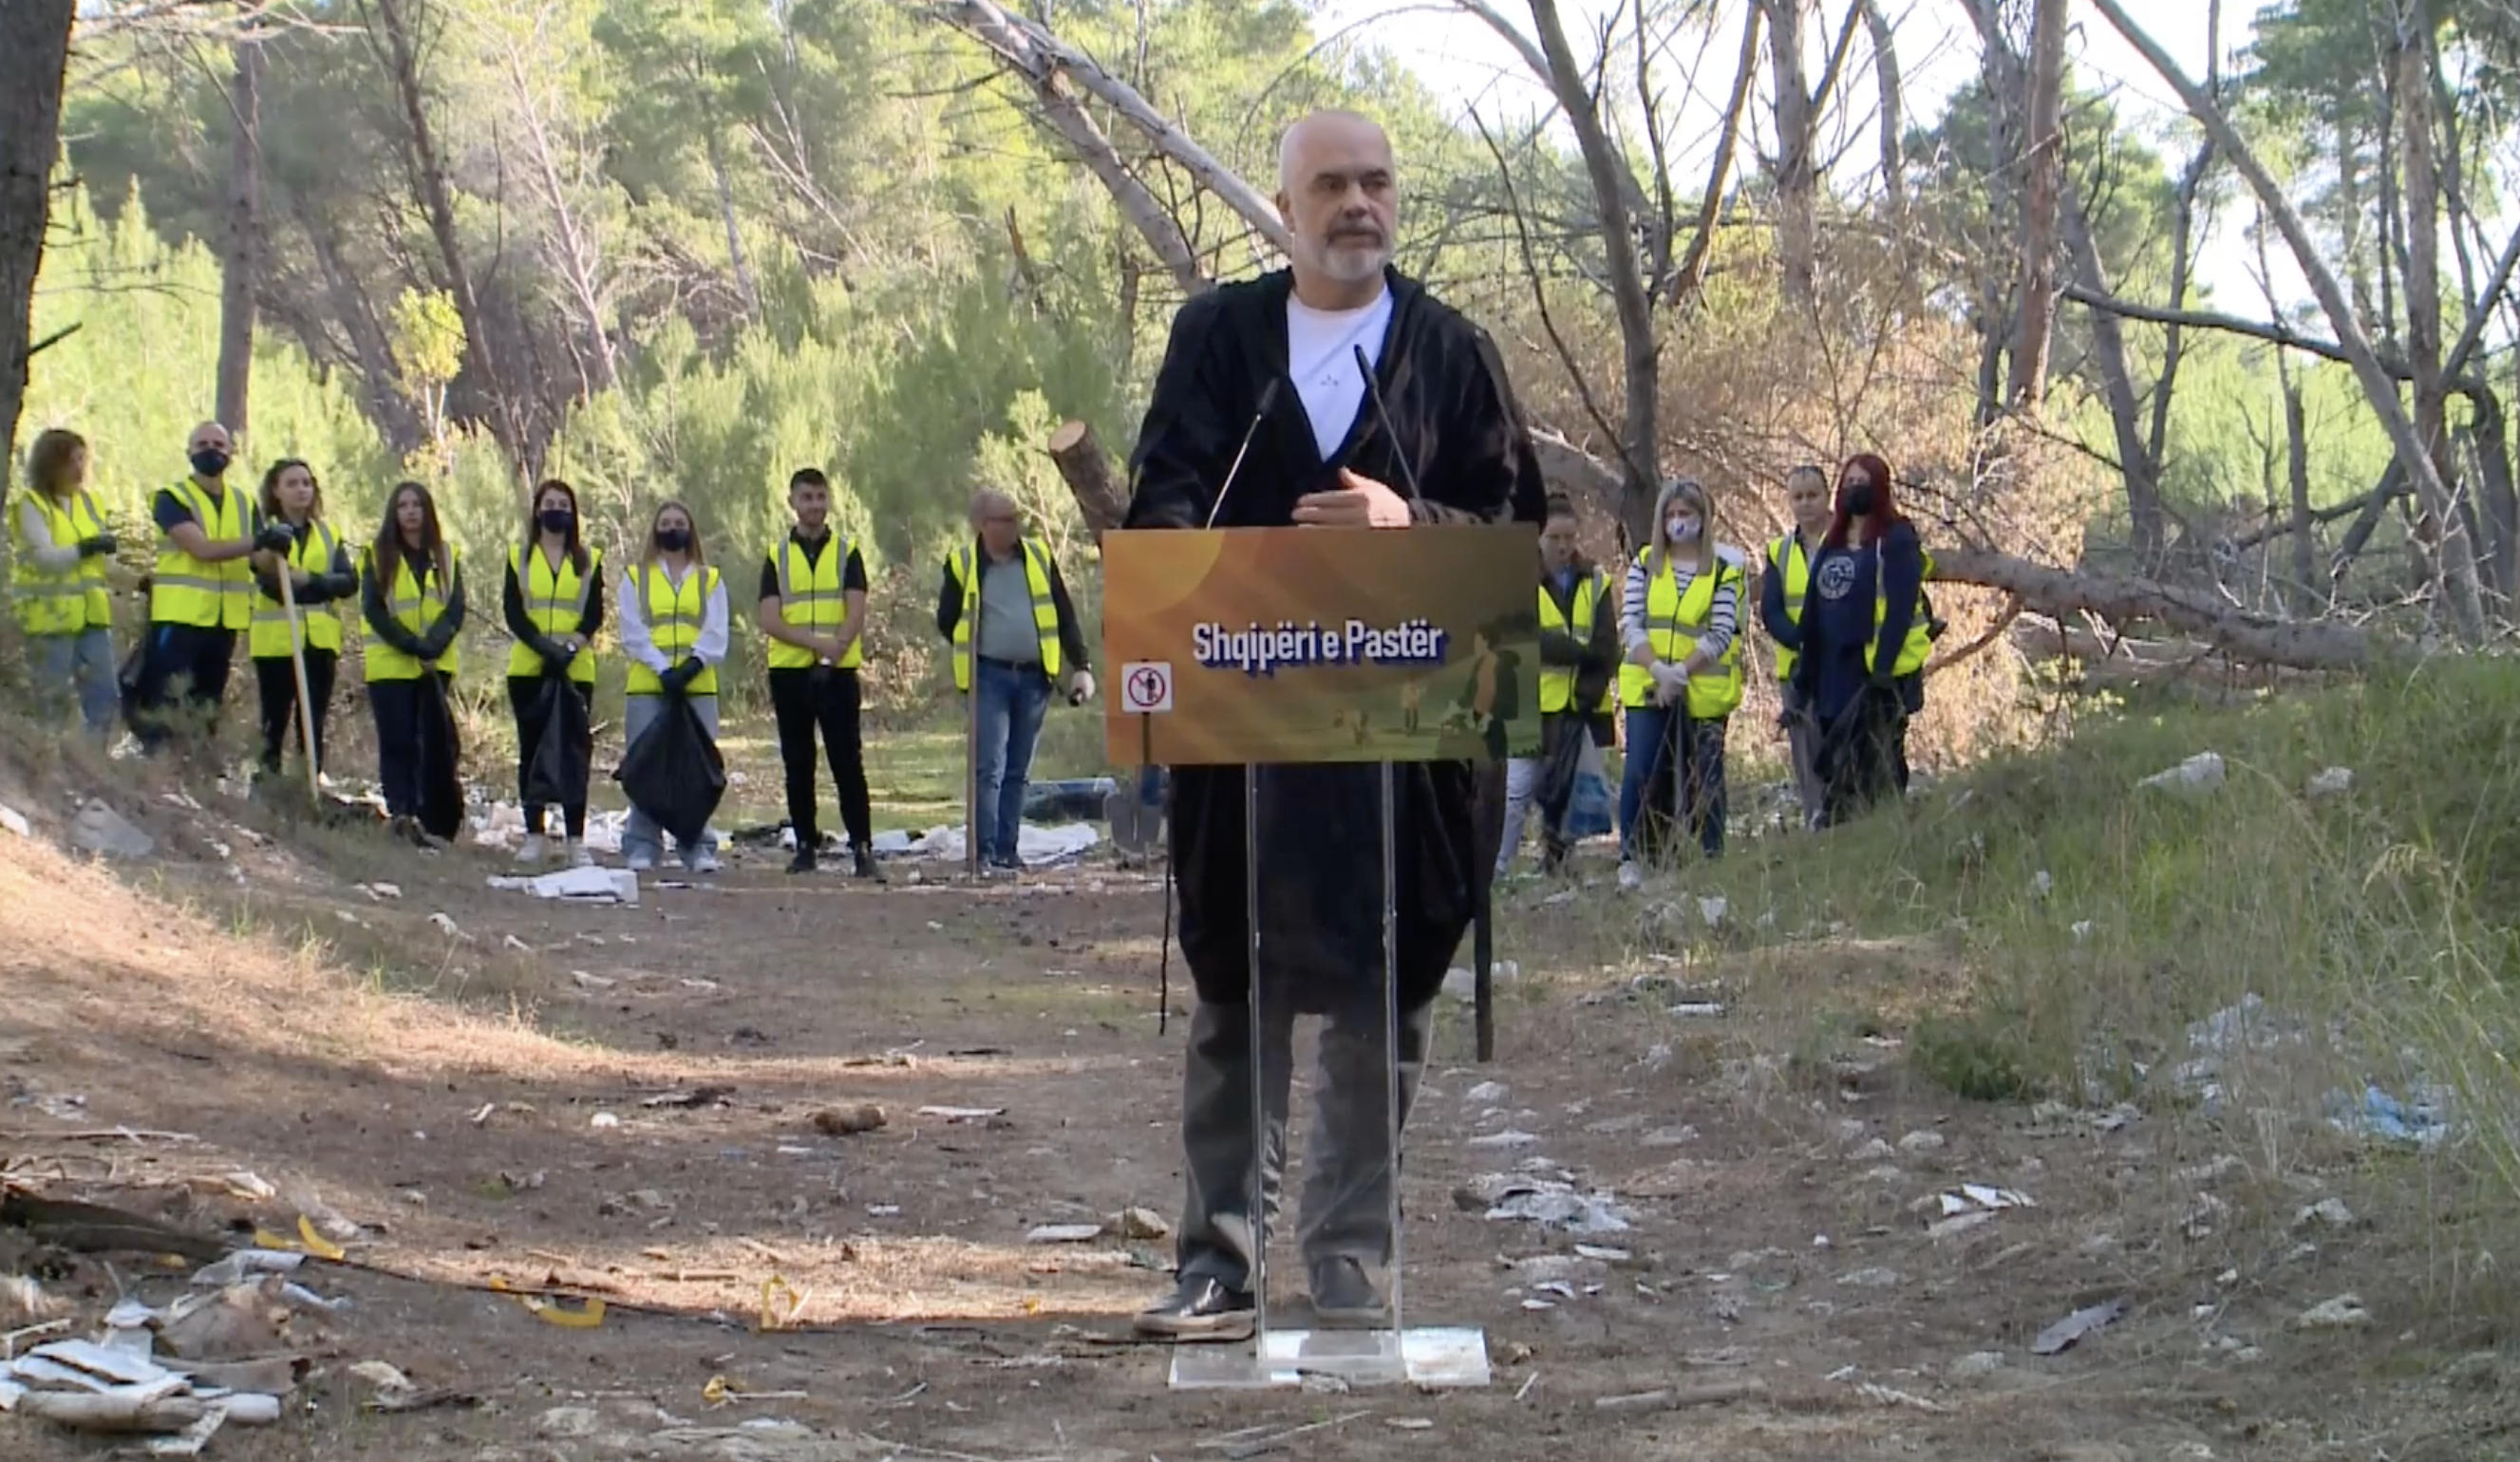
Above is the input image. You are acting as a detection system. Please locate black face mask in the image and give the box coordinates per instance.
[654,528,691,553]
[190,449,231,479]
[538,508,574,534]
[1844,484,1878,516]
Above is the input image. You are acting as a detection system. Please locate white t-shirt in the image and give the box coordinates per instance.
[1287,289,1394,461]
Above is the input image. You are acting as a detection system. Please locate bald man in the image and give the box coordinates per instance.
[935,488,1096,872]
[1122,108,1546,1339]
[133,421,292,750]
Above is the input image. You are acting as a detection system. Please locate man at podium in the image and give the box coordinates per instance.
[1121,108,1546,1339]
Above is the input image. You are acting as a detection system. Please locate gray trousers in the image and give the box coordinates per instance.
[1175,995,1432,1292]
[1779,681,1825,831]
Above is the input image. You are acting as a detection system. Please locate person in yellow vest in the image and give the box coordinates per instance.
[934,487,1095,873]
[619,500,728,873]
[1497,491,1617,877]
[246,459,356,784]
[136,420,292,751]
[9,428,121,734]
[1758,464,1834,830]
[503,479,603,867]
[1614,476,1744,891]
[758,467,880,879]
[1787,452,1932,826]
[361,480,466,844]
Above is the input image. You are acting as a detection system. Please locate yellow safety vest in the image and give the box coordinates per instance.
[1535,570,1614,716]
[946,539,1060,692]
[765,533,861,671]
[249,520,345,659]
[1766,533,1813,680]
[361,543,462,682]
[624,562,721,697]
[149,479,254,630]
[10,491,112,635]
[1617,548,1746,719]
[505,543,601,685]
[1866,543,1938,679]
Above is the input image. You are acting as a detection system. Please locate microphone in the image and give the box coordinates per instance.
[1202,378,1285,530]
[1353,344,1426,508]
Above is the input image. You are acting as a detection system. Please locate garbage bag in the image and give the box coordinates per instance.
[615,697,725,848]
[416,673,465,842]
[116,641,145,735]
[1567,742,1612,840]
[521,679,591,811]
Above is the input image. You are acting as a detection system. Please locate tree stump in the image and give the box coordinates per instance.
[1046,420,1128,538]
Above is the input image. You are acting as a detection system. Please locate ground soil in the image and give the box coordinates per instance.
[1,755,2511,1462]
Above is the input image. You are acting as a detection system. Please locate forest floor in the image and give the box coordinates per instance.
[2,702,2513,1462]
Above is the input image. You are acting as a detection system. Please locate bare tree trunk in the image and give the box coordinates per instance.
[1528,0,1660,538]
[2279,351,2317,613]
[1761,0,1818,304]
[2395,10,2462,594]
[365,0,528,474]
[0,0,76,522]
[297,201,425,454]
[216,28,264,440]
[500,47,616,393]
[703,121,760,321]
[1858,0,1905,222]
[2147,0,2218,467]
[2093,0,2486,642]
[2062,196,2167,564]
[2008,0,2066,407]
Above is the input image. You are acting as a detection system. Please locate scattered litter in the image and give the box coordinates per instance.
[501,934,532,953]
[486,868,640,905]
[2031,1297,2128,1355]
[2294,1198,2356,1230]
[590,1112,621,1130]
[1591,1378,1766,1412]
[359,882,401,900]
[809,1105,887,1136]
[1108,1207,1170,1241]
[1464,1081,1510,1104]
[1697,896,1727,928]
[2305,766,2354,799]
[2294,1294,2371,1331]
[69,803,154,859]
[1025,1225,1104,1245]
[1669,1002,1725,1018]
[1925,1212,1991,1242]
[1466,1130,1542,1149]
[915,1105,1006,1122]
[0,804,28,837]
[1572,1244,1631,1263]
[427,912,467,940]
[866,1205,900,1217]
[642,1085,733,1110]
[1897,1131,1946,1154]
[1948,1351,2004,1382]
[868,821,1098,867]
[570,971,614,990]
[1482,1183,1636,1237]
[332,910,361,926]
[189,1250,305,1288]
[2139,750,2226,796]
[2029,870,2052,899]
[1834,1267,1902,1289]
[1856,1381,1946,1412]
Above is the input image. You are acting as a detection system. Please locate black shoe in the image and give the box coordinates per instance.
[852,843,885,881]
[786,846,817,875]
[987,853,1022,873]
[1132,1276,1254,1340]
[1308,1257,1389,1327]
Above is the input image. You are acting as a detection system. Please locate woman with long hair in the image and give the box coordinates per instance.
[1613,476,1745,890]
[618,500,728,872]
[361,480,466,843]
[247,459,358,785]
[1789,452,1931,826]
[504,479,603,866]
[9,428,119,735]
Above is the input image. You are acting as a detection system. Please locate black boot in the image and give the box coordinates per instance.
[852,843,884,881]
[786,841,818,875]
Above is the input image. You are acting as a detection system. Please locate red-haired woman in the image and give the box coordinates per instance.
[1787,453,1932,825]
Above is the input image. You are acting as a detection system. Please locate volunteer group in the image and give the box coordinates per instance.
[10,422,1096,878]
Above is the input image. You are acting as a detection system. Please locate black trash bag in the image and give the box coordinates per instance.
[116,640,146,735]
[520,679,591,811]
[615,698,725,848]
[1813,681,1908,827]
[1531,716,1589,824]
[416,673,465,842]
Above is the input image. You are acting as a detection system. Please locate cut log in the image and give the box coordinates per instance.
[1932,546,2373,670]
[1046,421,1129,539]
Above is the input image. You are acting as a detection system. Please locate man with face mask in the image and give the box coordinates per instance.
[1122,109,1547,1340]
[134,421,293,751]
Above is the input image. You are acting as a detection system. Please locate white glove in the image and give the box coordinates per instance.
[1650,662,1688,705]
[1067,669,1097,704]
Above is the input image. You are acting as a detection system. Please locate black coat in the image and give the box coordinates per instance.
[1123,267,1548,1014]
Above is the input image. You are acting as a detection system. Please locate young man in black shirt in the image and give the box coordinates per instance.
[757,468,881,878]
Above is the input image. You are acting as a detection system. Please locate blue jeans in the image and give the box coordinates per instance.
[1617,704,1728,862]
[971,658,1052,865]
[31,628,118,734]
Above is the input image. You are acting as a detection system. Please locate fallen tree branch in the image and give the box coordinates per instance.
[1923,592,2022,675]
[1931,545,2373,669]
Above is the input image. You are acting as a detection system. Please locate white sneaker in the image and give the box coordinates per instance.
[625,850,657,872]
[566,838,593,868]
[1617,860,1643,892]
[686,851,723,874]
[517,834,549,866]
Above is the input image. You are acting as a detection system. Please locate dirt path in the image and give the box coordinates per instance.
[1,785,2492,1462]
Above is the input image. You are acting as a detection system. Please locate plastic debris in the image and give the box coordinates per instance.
[486,867,641,905]
[2138,751,2225,796]
[2031,1297,2128,1355]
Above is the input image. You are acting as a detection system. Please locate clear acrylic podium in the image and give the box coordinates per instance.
[1166,761,1490,1391]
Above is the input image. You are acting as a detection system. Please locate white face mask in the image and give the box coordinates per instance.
[1666,515,1700,543]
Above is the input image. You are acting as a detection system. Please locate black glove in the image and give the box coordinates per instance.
[76,534,118,558]
[1868,666,1899,692]
[326,571,360,599]
[254,522,296,553]
[658,658,698,698]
